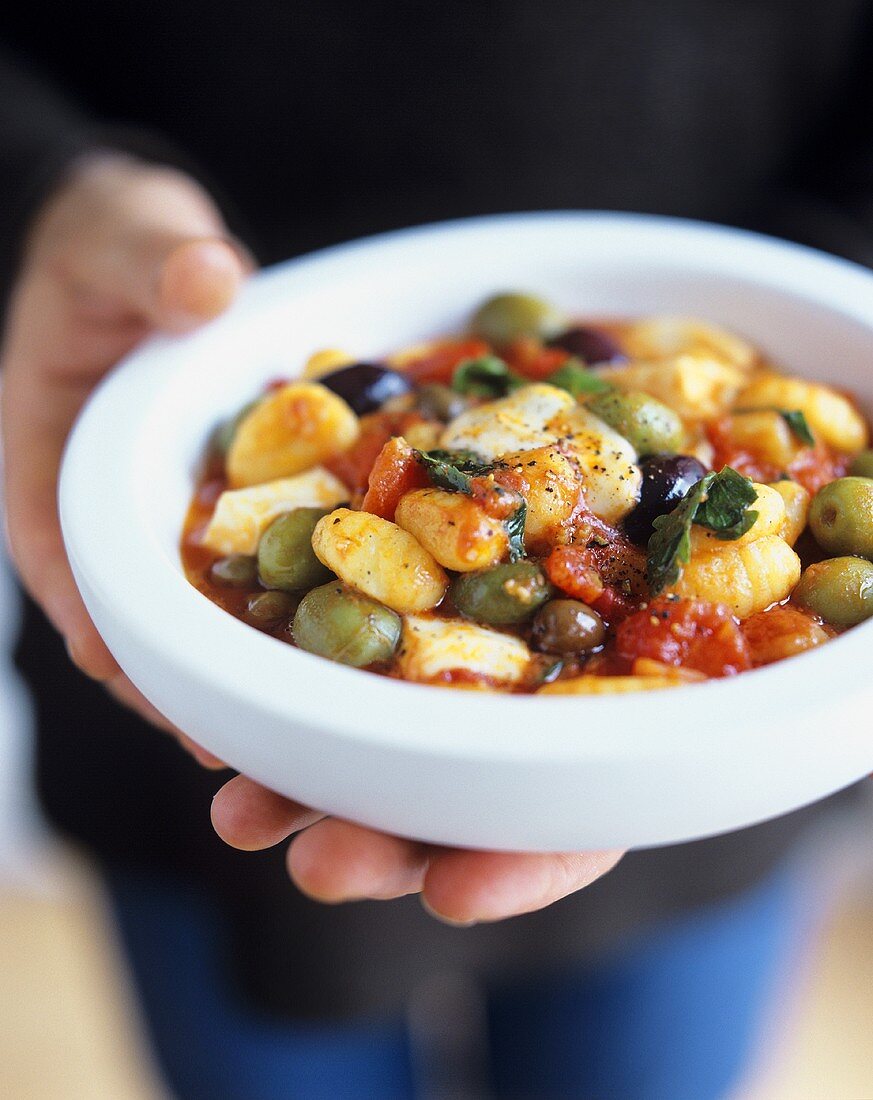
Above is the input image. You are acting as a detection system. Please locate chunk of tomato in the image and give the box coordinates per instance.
[361,437,430,520]
[614,597,752,678]
[401,339,492,384]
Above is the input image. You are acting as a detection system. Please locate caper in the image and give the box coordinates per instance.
[530,599,605,653]
[809,477,873,559]
[451,562,553,625]
[794,556,873,627]
[850,451,873,479]
[587,390,686,455]
[257,509,334,591]
[292,582,402,667]
[416,383,471,422]
[244,590,299,629]
[470,293,566,347]
[209,554,259,588]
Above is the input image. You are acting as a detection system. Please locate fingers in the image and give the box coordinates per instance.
[287,820,430,903]
[421,849,625,924]
[211,775,325,851]
[156,238,248,331]
[2,157,251,706]
[175,734,227,771]
[49,157,251,332]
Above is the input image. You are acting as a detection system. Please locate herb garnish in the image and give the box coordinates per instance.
[451,356,524,398]
[505,501,528,562]
[415,448,528,560]
[777,408,815,447]
[646,467,759,595]
[738,406,815,447]
[416,449,494,492]
[547,359,613,397]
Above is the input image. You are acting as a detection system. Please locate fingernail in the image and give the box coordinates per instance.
[420,896,478,928]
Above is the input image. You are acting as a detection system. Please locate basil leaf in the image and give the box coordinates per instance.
[646,467,759,595]
[647,475,712,595]
[693,466,759,539]
[547,359,613,397]
[416,449,497,493]
[779,409,815,447]
[416,451,474,493]
[451,356,524,398]
[505,500,528,562]
[418,449,493,474]
[737,405,815,447]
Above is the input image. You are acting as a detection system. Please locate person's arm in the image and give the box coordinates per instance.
[0,56,622,924]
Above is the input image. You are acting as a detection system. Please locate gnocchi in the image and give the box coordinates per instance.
[182,295,871,694]
[227,382,359,488]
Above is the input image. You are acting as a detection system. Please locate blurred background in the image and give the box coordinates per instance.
[1,521,872,1097]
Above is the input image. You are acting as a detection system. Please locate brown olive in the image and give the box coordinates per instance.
[416,383,470,422]
[209,554,259,588]
[531,599,605,653]
[244,590,299,629]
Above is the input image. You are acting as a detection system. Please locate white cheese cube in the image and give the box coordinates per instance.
[202,467,349,555]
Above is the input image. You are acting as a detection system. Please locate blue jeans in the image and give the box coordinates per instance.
[105,863,806,1100]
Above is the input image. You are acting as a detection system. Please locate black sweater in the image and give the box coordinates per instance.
[7,0,873,1019]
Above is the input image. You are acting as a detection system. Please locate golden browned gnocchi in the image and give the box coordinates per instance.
[182,293,872,691]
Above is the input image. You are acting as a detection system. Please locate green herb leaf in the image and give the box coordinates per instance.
[693,466,759,539]
[451,356,524,398]
[505,500,528,562]
[418,449,493,473]
[779,409,815,447]
[646,467,759,595]
[647,477,710,595]
[416,449,495,493]
[547,359,614,398]
[416,451,473,493]
[737,405,815,447]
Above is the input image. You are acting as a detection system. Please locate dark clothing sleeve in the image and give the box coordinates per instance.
[0,47,97,296]
[756,7,873,267]
[0,48,225,312]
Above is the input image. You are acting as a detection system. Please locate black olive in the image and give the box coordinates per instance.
[623,455,709,545]
[319,363,412,416]
[548,325,625,364]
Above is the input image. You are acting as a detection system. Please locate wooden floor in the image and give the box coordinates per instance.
[0,854,870,1100]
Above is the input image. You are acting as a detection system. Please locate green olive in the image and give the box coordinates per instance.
[530,599,605,654]
[849,450,873,479]
[809,477,873,559]
[587,390,686,455]
[292,582,401,667]
[416,383,471,422]
[244,590,299,629]
[794,556,873,627]
[210,398,260,456]
[470,293,566,347]
[451,562,553,625]
[209,554,258,588]
[257,509,334,591]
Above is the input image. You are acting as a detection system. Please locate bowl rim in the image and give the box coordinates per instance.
[59,210,873,765]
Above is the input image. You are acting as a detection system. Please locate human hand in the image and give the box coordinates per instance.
[1,152,249,754]
[212,776,623,923]
[2,158,622,919]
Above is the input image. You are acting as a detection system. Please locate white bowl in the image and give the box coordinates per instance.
[59,212,873,852]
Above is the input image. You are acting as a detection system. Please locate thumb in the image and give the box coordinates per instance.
[153,236,251,332]
[60,157,253,332]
